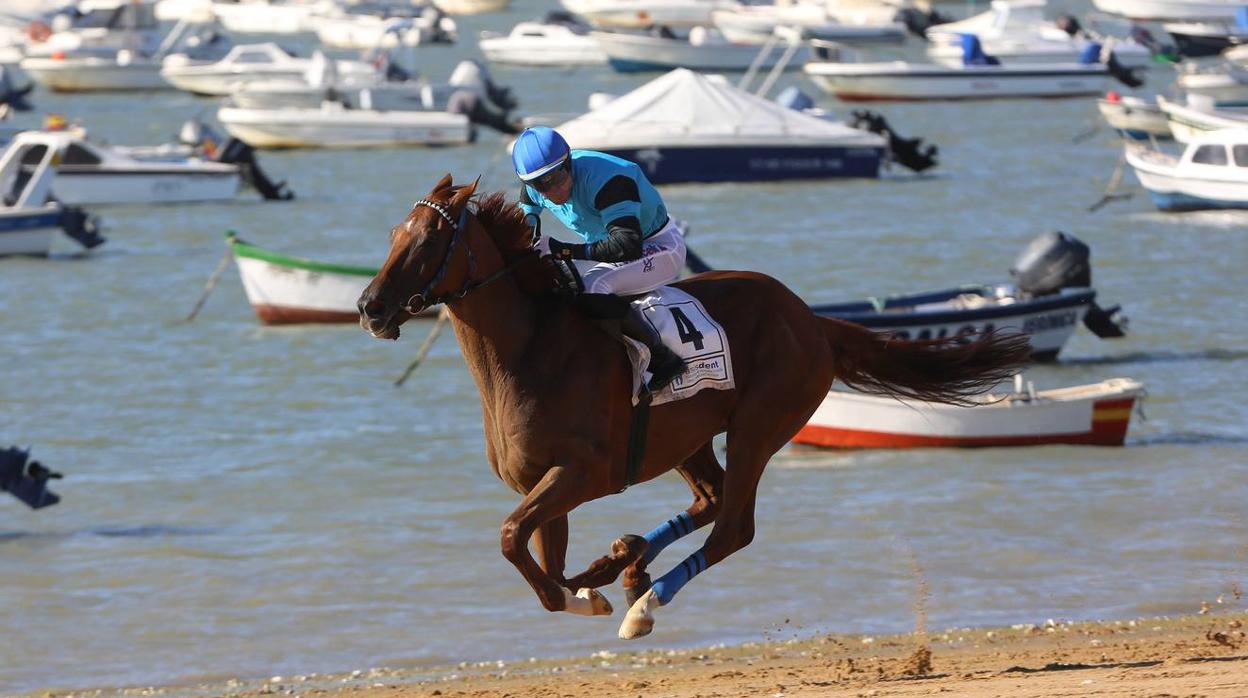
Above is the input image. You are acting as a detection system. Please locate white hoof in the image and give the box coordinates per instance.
[578,587,614,616]
[618,588,659,639]
[562,586,613,616]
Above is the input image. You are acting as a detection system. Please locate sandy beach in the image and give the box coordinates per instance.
[36,608,1248,698]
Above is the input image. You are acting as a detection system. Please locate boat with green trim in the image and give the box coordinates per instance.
[228,232,381,324]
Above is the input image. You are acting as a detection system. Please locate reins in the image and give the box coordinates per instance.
[402,198,537,313]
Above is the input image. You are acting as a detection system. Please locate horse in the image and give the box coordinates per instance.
[358,175,1032,639]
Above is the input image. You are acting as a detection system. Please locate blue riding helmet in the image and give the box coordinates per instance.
[512,127,570,181]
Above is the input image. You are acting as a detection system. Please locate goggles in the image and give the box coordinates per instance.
[527,160,570,193]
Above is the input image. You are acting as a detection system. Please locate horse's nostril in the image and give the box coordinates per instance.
[363,299,386,319]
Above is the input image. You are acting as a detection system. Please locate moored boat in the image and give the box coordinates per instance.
[1097,92,1172,140]
[593,27,809,72]
[217,100,473,148]
[228,232,378,324]
[1156,93,1248,141]
[1124,128,1248,210]
[478,13,607,66]
[791,376,1145,448]
[0,130,105,256]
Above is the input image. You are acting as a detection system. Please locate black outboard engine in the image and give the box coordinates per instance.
[1,446,62,509]
[59,206,106,250]
[849,109,938,173]
[215,138,295,201]
[1055,14,1082,38]
[1010,231,1126,338]
[893,7,953,40]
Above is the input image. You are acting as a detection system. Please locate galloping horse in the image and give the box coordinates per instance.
[358,176,1031,639]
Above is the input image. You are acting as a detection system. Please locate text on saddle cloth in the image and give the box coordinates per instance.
[622,287,735,407]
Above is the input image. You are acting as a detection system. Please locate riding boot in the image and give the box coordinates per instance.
[621,304,687,394]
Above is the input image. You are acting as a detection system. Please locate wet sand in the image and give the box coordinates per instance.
[36,610,1248,698]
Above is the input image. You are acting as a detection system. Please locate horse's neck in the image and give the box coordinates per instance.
[446,229,537,397]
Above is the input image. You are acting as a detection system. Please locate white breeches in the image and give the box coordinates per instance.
[571,219,686,297]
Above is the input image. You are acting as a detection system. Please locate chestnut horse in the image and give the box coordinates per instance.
[358,176,1031,639]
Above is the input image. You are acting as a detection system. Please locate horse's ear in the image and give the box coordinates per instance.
[432,173,453,193]
[448,176,480,211]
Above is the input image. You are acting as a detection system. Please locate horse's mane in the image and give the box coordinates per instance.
[472,191,530,256]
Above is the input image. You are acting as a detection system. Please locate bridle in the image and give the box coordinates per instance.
[400,197,536,314]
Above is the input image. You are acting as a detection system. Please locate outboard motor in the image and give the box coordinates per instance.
[1055,14,1082,38]
[215,138,295,201]
[446,89,520,135]
[59,206,105,250]
[849,109,938,173]
[894,7,952,40]
[448,59,517,112]
[0,65,34,112]
[1010,231,1126,338]
[962,34,1001,66]
[1,446,61,510]
[1082,41,1145,88]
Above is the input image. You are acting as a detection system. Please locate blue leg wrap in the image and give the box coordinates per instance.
[650,550,706,605]
[642,511,695,565]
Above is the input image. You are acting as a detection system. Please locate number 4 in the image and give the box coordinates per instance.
[669,307,704,351]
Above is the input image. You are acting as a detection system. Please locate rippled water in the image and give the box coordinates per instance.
[3,1,1248,693]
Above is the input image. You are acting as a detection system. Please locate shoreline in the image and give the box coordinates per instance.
[22,610,1248,698]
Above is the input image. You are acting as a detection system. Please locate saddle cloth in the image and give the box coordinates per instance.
[623,287,735,407]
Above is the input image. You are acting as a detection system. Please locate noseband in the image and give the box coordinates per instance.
[401,197,534,314]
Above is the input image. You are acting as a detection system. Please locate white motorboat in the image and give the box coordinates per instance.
[478,14,607,66]
[209,0,330,35]
[0,130,104,256]
[217,100,472,148]
[161,41,373,95]
[804,59,1118,101]
[560,0,731,29]
[1125,129,1248,210]
[5,128,247,205]
[1093,0,1245,22]
[594,26,809,72]
[1175,58,1248,103]
[552,68,888,183]
[1156,94,1248,142]
[710,2,906,45]
[431,0,508,13]
[792,376,1144,449]
[23,0,163,59]
[1097,92,1172,140]
[312,5,457,49]
[926,0,1154,69]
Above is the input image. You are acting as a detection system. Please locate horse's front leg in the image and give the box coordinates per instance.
[563,534,649,591]
[501,466,612,617]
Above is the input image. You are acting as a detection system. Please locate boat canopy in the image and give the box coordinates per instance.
[555,68,885,148]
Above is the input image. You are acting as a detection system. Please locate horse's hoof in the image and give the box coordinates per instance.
[612,534,648,562]
[618,588,659,639]
[577,587,613,616]
[623,572,652,607]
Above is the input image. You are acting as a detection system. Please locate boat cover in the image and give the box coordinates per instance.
[555,68,885,149]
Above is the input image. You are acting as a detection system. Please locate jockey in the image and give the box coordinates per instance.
[512,126,687,394]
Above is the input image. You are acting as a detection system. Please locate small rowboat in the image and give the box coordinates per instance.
[228,232,380,325]
[792,376,1145,449]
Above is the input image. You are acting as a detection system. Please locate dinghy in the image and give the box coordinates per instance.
[792,376,1145,448]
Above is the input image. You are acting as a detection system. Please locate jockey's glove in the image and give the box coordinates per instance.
[533,235,553,256]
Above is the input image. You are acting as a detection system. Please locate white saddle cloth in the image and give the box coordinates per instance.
[622,286,735,407]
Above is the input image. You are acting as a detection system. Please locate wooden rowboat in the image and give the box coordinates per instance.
[792,376,1144,449]
[228,232,381,325]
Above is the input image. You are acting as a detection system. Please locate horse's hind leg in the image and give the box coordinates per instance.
[563,442,722,595]
[622,442,723,605]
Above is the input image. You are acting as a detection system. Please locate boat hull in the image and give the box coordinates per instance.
[20,57,169,92]
[594,31,809,72]
[0,206,62,257]
[233,247,376,325]
[793,379,1144,448]
[596,144,883,184]
[52,168,240,205]
[811,288,1094,361]
[804,62,1112,101]
[479,37,607,65]
[217,107,473,149]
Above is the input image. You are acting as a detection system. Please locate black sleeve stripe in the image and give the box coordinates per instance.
[594,175,641,209]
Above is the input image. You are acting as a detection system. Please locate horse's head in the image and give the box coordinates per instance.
[358,174,478,339]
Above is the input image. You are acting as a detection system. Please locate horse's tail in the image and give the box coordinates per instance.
[820,317,1032,405]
